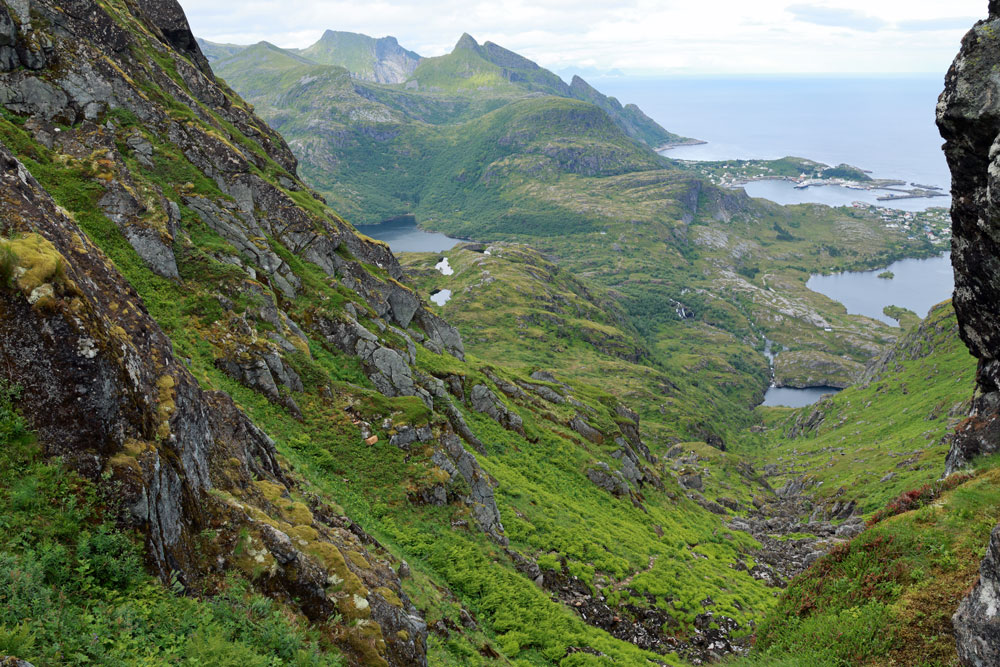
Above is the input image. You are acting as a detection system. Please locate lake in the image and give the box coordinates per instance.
[807,253,953,326]
[763,386,841,409]
[355,216,461,253]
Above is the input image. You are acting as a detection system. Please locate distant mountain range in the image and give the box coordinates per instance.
[200,30,693,225]
[201,30,421,85]
[200,31,689,150]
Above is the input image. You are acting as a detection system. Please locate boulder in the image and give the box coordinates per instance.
[470,384,524,435]
[955,526,1000,666]
[587,463,630,497]
[569,414,603,444]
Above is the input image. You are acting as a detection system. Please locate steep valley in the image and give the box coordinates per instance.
[0,1,997,667]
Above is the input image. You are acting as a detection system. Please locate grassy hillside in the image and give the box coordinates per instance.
[400,242,768,445]
[0,4,816,663]
[1,1,982,664]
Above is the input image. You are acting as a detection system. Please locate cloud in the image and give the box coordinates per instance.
[786,4,887,31]
[896,17,979,31]
[179,0,980,75]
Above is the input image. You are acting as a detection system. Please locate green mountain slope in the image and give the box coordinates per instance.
[0,1,923,665]
[209,29,949,398]
[0,1,987,666]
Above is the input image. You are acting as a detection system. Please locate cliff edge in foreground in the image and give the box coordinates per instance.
[938,2,1000,664]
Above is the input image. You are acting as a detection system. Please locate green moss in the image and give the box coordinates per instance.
[376,586,403,608]
[1,234,66,293]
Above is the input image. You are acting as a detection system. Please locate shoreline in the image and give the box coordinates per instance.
[656,138,708,151]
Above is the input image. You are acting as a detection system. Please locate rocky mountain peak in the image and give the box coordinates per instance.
[454,32,482,53]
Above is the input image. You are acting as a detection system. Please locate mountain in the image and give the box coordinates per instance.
[0,1,919,664]
[1,1,996,665]
[196,37,247,62]
[295,30,422,84]
[403,32,689,148]
[200,31,422,86]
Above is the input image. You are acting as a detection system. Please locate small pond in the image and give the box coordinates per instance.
[807,253,953,326]
[760,337,842,407]
[435,257,454,275]
[762,386,841,408]
[355,216,461,253]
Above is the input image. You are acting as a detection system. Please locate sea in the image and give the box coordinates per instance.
[588,75,951,194]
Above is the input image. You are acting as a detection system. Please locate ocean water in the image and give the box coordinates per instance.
[589,75,950,192]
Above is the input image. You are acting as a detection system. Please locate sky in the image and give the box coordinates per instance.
[182,0,986,76]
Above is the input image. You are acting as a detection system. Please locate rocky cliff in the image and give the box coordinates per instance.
[938,2,1000,663]
[939,1,1000,476]
[0,0,468,663]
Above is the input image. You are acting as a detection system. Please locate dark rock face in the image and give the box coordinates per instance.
[0,143,427,666]
[0,0,463,661]
[469,383,524,435]
[939,6,1000,664]
[133,0,213,75]
[939,3,1000,474]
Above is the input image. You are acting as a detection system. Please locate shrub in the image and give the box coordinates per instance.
[867,473,975,527]
[76,526,145,591]
[0,245,18,289]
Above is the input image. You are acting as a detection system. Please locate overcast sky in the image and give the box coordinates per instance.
[182,0,985,76]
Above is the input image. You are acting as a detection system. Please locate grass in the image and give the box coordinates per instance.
[0,4,984,665]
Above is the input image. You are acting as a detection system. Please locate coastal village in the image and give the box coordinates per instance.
[665,156,952,249]
[671,156,951,204]
[852,202,952,248]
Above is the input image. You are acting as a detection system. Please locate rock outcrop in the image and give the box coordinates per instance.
[0,142,426,665]
[954,525,1000,666]
[0,0,482,662]
[939,4,1000,663]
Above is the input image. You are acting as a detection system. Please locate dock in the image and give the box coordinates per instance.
[877,192,949,201]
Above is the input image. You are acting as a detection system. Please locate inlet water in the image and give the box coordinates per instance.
[742,181,948,212]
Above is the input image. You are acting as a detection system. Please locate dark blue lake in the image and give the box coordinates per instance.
[807,253,953,326]
[356,217,460,253]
